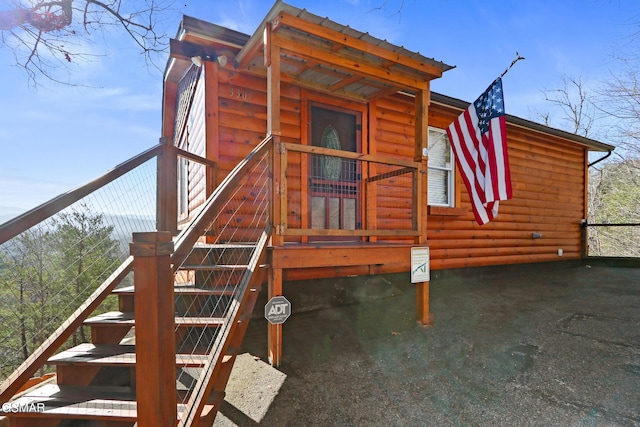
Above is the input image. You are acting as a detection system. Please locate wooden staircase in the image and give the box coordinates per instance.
[1,239,269,427]
[0,135,273,427]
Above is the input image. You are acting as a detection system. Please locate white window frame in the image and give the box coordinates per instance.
[427,127,455,207]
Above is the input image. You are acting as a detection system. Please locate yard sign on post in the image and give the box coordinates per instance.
[265,295,291,325]
[411,247,430,283]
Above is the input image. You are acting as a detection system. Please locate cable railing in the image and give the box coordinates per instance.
[0,140,218,399]
[279,142,420,238]
[583,222,640,258]
[0,147,159,388]
[171,136,272,426]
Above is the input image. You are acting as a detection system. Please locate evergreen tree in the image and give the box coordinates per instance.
[0,207,120,379]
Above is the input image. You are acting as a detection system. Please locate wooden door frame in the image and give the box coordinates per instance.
[301,92,368,241]
[299,91,369,241]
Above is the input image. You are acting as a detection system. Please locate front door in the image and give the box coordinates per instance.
[309,104,361,238]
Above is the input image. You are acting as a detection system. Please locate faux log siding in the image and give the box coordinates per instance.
[216,69,303,240]
[371,95,587,268]
[177,68,207,225]
[427,102,587,269]
[208,67,587,268]
[372,98,417,233]
[187,70,207,217]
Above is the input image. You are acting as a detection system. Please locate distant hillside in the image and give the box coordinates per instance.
[102,214,157,256]
[0,209,156,255]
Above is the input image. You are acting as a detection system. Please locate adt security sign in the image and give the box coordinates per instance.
[265,296,291,325]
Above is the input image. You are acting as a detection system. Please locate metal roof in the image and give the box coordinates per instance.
[430,92,615,152]
[173,4,613,153]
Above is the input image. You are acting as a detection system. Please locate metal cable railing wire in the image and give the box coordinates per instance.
[286,148,418,234]
[584,223,640,257]
[0,156,157,382]
[172,144,271,423]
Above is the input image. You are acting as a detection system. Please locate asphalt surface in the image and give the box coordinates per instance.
[215,263,640,426]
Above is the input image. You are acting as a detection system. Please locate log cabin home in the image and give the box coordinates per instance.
[163,2,612,362]
[0,1,615,425]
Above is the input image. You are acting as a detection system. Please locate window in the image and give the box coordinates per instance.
[428,128,455,206]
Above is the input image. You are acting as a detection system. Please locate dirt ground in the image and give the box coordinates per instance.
[215,263,640,426]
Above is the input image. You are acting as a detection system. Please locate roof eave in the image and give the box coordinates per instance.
[430,92,615,153]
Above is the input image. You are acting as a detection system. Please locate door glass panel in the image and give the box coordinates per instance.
[329,197,340,229]
[343,198,356,230]
[321,125,342,180]
[311,196,326,229]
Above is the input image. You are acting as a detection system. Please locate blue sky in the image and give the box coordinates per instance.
[0,0,638,215]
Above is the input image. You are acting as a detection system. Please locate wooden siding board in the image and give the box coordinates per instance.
[185,57,590,275]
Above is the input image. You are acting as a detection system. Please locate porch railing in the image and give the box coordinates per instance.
[173,135,272,426]
[0,140,218,401]
[583,222,640,258]
[277,142,420,239]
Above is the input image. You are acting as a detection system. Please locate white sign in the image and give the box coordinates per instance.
[265,296,291,325]
[411,247,430,283]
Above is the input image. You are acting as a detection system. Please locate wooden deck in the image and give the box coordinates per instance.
[270,242,415,281]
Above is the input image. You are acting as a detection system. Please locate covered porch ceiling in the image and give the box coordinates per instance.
[235,1,454,102]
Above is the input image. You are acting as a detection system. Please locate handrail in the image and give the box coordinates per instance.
[281,142,419,168]
[583,223,640,227]
[0,144,163,244]
[0,256,134,403]
[176,146,217,168]
[171,135,273,267]
[280,140,420,237]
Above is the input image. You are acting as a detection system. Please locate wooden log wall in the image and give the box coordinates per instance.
[187,70,207,216]
[200,65,587,270]
[427,99,587,269]
[217,68,303,241]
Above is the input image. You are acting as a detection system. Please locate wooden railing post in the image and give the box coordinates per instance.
[415,87,432,326]
[157,138,178,235]
[130,232,176,427]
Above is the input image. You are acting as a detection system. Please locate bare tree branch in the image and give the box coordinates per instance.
[1,0,174,86]
[540,75,596,137]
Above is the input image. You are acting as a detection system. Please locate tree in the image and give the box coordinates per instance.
[0,227,60,377]
[588,160,640,257]
[539,75,597,138]
[0,0,174,84]
[0,208,120,379]
[53,207,120,344]
[598,64,640,161]
[536,73,640,256]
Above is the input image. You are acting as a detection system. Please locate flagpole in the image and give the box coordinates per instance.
[500,52,525,78]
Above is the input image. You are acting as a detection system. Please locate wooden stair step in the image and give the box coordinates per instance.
[84,311,225,328]
[0,384,215,422]
[47,344,209,367]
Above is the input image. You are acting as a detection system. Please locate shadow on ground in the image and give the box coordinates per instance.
[215,264,640,426]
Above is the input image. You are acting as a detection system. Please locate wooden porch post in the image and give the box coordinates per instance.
[267,268,283,366]
[266,21,286,366]
[130,232,176,426]
[415,87,432,326]
[158,77,178,235]
[157,138,178,235]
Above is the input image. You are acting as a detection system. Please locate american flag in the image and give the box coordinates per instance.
[446,77,512,225]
